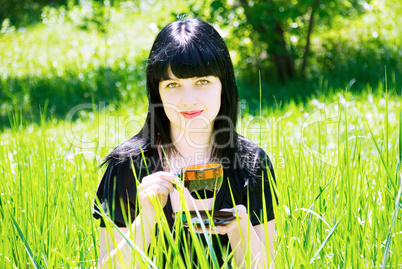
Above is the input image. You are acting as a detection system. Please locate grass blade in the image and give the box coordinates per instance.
[259,70,262,146]
[381,231,392,269]
[9,211,42,269]
[297,208,331,230]
[399,104,402,163]
[385,66,389,165]
[392,172,402,228]
[311,211,345,263]
[366,121,398,193]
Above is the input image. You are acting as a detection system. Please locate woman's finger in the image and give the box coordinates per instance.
[139,185,170,196]
[139,174,175,191]
[207,205,248,235]
[147,171,176,184]
[193,225,220,235]
[233,204,247,218]
[219,204,247,218]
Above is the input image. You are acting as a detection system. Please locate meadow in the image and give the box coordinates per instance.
[1,84,401,268]
[1,0,402,268]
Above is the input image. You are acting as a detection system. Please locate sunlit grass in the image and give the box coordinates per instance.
[1,83,401,267]
[1,0,401,267]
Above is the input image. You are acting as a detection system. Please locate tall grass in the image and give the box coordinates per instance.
[1,83,401,267]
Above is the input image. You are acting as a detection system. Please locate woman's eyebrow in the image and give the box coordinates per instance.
[161,76,212,82]
[160,78,178,82]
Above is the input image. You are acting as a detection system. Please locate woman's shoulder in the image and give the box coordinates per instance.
[100,146,159,186]
[224,134,273,192]
[235,134,274,178]
[103,130,153,166]
[236,134,269,162]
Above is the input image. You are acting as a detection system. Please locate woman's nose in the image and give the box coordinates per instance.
[182,88,198,108]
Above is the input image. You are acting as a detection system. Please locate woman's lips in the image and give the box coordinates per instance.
[180,110,203,119]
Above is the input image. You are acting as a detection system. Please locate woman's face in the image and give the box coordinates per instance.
[158,66,222,137]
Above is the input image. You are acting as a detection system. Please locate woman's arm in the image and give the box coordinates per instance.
[204,205,274,268]
[98,171,175,268]
[98,227,130,268]
[200,205,275,268]
[98,209,156,269]
[227,217,275,269]
[254,220,275,266]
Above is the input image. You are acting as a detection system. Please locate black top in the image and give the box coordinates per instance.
[93,135,278,267]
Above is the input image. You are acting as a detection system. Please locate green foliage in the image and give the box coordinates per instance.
[1,1,402,267]
[195,0,371,77]
[314,2,402,88]
[0,0,194,128]
[192,0,401,88]
[1,66,144,119]
[1,0,401,127]
[0,0,70,27]
[0,3,150,127]
[1,19,16,34]
[66,0,109,33]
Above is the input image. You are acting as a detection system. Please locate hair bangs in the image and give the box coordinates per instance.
[158,42,222,81]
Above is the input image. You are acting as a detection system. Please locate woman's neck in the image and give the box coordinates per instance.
[168,127,214,168]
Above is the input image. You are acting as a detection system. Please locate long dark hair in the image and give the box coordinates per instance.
[104,18,239,165]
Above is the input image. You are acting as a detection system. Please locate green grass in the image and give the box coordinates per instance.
[1,0,402,267]
[1,83,401,267]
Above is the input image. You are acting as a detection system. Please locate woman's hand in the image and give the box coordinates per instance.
[137,171,176,213]
[194,204,248,235]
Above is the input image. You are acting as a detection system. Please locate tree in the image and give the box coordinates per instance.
[192,0,372,83]
[0,0,72,27]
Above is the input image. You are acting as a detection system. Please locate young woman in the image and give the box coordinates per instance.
[93,18,277,268]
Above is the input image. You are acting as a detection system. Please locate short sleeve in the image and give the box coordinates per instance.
[245,149,278,225]
[92,159,139,227]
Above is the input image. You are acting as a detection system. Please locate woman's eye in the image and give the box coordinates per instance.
[196,79,209,85]
[167,82,179,88]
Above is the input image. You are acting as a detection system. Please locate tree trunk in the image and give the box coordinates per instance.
[301,0,320,78]
[239,0,296,82]
[270,22,296,82]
